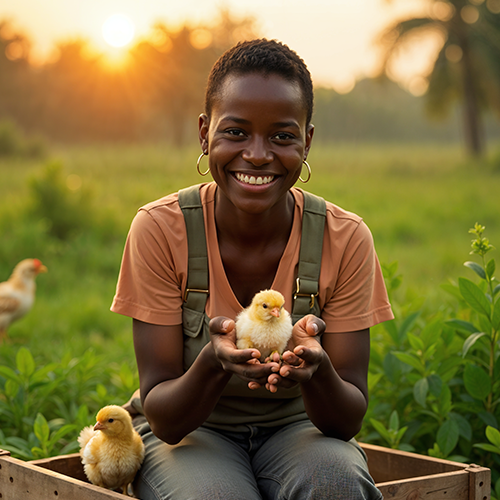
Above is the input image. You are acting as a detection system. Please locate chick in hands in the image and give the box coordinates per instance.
[235,289,293,362]
[78,405,145,496]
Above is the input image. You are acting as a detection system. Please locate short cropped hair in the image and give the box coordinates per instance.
[204,39,314,125]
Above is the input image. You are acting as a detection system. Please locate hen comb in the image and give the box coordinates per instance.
[33,259,42,269]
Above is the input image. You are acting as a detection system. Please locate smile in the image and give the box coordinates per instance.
[235,173,275,185]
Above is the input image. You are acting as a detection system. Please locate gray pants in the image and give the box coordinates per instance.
[131,417,382,500]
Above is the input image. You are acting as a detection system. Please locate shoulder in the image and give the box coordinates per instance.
[132,183,215,235]
[292,188,368,243]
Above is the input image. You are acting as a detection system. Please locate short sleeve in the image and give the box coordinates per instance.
[110,204,188,325]
[320,220,393,333]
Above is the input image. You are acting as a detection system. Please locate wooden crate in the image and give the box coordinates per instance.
[0,444,491,499]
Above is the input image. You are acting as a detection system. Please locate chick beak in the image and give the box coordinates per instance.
[94,421,106,431]
[270,307,281,318]
[37,265,48,274]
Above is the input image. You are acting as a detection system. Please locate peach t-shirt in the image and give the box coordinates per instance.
[111,182,393,333]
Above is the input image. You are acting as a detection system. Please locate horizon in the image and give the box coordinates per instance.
[0,0,433,94]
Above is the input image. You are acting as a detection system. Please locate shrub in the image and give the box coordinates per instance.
[0,119,48,159]
[364,223,499,497]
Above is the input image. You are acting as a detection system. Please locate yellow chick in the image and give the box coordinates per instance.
[235,289,293,361]
[78,405,145,496]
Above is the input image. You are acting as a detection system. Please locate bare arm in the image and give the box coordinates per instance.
[133,318,280,444]
[269,316,370,441]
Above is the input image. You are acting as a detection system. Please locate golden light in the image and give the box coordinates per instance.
[487,0,500,13]
[461,6,480,24]
[431,2,455,22]
[408,76,428,97]
[445,44,463,63]
[102,14,135,48]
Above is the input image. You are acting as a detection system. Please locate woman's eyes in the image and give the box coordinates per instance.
[225,129,246,137]
[273,132,295,141]
[223,129,295,142]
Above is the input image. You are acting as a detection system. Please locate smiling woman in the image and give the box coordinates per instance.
[102,14,135,48]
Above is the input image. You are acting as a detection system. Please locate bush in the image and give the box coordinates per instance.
[363,223,500,497]
[0,119,48,159]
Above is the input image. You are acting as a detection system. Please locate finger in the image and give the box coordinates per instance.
[304,315,325,336]
[279,364,314,383]
[209,316,235,335]
[282,350,302,366]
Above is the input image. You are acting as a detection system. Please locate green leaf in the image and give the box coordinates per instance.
[462,332,487,358]
[0,366,19,382]
[389,410,399,432]
[459,277,492,318]
[441,283,462,300]
[16,347,35,378]
[370,419,391,443]
[486,426,500,449]
[414,377,429,407]
[464,261,486,280]
[407,332,424,352]
[394,352,423,373]
[450,412,472,441]
[492,299,500,331]
[33,413,50,445]
[438,383,452,416]
[446,319,478,334]
[383,320,399,345]
[463,363,491,400]
[486,259,496,280]
[437,419,459,457]
[473,443,500,454]
[398,312,421,343]
[4,379,19,399]
[427,374,443,397]
[420,320,441,348]
[493,284,500,298]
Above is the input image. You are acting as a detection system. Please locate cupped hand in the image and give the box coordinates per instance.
[208,316,280,389]
[265,314,326,393]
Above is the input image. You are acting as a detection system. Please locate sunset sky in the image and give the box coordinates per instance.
[0,0,436,93]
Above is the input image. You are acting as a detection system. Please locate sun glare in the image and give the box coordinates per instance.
[102,14,135,48]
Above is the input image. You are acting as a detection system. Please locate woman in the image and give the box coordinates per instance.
[112,39,393,499]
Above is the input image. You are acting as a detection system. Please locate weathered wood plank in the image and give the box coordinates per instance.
[377,469,471,499]
[467,464,491,500]
[31,453,87,482]
[0,453,128,499]
[359,442,467,483]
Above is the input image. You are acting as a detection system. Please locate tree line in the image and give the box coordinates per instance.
[1,5,499,152]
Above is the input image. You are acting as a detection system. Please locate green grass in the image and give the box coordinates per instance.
[1,141,499,367]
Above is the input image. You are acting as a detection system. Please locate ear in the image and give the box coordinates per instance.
[304,123,314,160]
[198,114,209,153]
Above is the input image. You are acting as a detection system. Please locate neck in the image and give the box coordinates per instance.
[215,190,295,246]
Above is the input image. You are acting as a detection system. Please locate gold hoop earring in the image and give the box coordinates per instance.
[197,151,210,176]
[299,160,311,183]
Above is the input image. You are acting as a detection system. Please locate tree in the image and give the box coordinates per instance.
[379,0,500,157]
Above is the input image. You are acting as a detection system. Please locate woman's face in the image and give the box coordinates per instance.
[199,72,314,215]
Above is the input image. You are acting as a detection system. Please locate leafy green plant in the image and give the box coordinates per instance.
[364,223,499,496]
[28,160,94,240]
[0,346,138,459]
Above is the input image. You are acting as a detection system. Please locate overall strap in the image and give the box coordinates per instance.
[178,185,209,336]
[291,191,326,324]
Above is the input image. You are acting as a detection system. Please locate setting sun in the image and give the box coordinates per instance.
[102,14,135,48]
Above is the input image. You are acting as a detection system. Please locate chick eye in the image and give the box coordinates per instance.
[262,303,268,309]
[108,418,114,423]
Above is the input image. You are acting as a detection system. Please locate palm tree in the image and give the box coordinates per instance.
[379,0,500,157]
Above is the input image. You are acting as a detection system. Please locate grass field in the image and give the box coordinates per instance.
[1,141,499,370]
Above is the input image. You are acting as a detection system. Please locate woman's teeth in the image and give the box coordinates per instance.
[235,173,274,185]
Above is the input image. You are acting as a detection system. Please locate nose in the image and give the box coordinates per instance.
[241,136,273,166]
